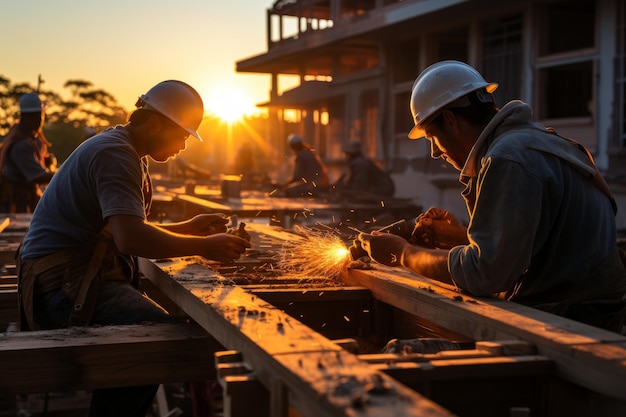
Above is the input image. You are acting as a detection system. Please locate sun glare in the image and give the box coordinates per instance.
[204,84,257,123]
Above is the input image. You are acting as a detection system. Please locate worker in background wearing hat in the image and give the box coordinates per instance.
[356,60,626,333]
[0,93,56,212]
[279,133,329,197]
[336,140,395,199]
[17,80,250,417]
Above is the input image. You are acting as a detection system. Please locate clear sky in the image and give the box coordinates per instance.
[1,0,274,120]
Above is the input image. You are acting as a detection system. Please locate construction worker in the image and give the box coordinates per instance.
[17,80,250,416]
[355,60,626,333]
[0,93,55,212]
[336,140,395,198]
[280,133,329,197]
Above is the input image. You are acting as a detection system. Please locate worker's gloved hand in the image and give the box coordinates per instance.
[411,208,468,249]
[184,214,229,235]
[203,233,251,263]
[356,231,407,267]
[227,222,251,243]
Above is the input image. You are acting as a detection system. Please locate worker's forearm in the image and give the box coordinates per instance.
[157,220,193,234]
[133,228,204,259]
[400,245,455,285]
[114,221,205,259]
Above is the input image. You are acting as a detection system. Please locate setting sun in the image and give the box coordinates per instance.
[203,84,258,123]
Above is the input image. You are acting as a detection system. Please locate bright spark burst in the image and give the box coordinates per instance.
[279,225,351,281]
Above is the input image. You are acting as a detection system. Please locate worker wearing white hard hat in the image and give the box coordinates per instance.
[136,79,204,142]
[336,140,395,198]
[356,60,626,332]
[0,92,54,212]
[407,60,498,140]
[17,80,250,416]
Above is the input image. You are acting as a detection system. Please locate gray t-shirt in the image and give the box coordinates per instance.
[21,125,146,259]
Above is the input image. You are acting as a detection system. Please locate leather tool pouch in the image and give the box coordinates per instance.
[18,227,134,329]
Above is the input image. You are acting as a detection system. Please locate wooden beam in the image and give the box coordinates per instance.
[139,257,458,417]
[370,355,554,384]
[0,322,219,395]
[0,242,20,264]
[0,217,10,234]
[0,288,18,324]
[247,286,371,303]
[176,194,232,212]
[339,267,626,401]
[0,213,31,232]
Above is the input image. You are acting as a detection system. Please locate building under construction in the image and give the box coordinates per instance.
[236,0,626,226]
[2,2,626,416]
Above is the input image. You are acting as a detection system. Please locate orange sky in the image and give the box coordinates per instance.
[1,1,275,119]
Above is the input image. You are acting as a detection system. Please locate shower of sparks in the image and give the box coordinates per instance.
[278,225,351,281]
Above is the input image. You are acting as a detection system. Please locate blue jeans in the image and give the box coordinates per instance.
[35,281,178,417]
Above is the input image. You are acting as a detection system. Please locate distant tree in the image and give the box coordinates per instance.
[0,76,13,132]
[0,75,128,163]
[54,79,127,128]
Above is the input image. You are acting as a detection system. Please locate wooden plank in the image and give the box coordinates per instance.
[0,288,18,323]
[0,242,20,264]
[0,233,27,243]
[139,257,458,417]
[0,322,219,395]
[173,191,419,227]
[246,286,371,303]
[373,356,556,417]
[176,194,233,212]
[370,355,554,383]
[0,213,31,232]
[0,275,17,285]
[0,217,10,234]
[339,267,626,401]
[244,222,307,242]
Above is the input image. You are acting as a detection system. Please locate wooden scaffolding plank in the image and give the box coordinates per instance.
[0,322,218,395]
[0,217,10,234]
[0,288,18,323]
[339,267,626,401]
[139,256,458,417]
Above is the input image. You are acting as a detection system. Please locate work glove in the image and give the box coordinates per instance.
[356,231,406,267]
[411,208,468,249]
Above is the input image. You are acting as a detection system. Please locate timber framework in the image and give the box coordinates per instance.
[1,214,625,416]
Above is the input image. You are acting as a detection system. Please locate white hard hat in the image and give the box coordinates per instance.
[19,93,44,113]
[408,60,498,139]
[137,80,204,142]
[287,133,303,146]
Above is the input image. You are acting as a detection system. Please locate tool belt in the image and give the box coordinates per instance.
[17,229,136,330]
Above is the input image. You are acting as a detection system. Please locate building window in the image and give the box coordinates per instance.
[535,0,596,121]
[436,27,468,63]
[390,36,421,84]
[481,14,523,105]
[360,89,378,156]
[538,0,595,55]
[538,61,593,119]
